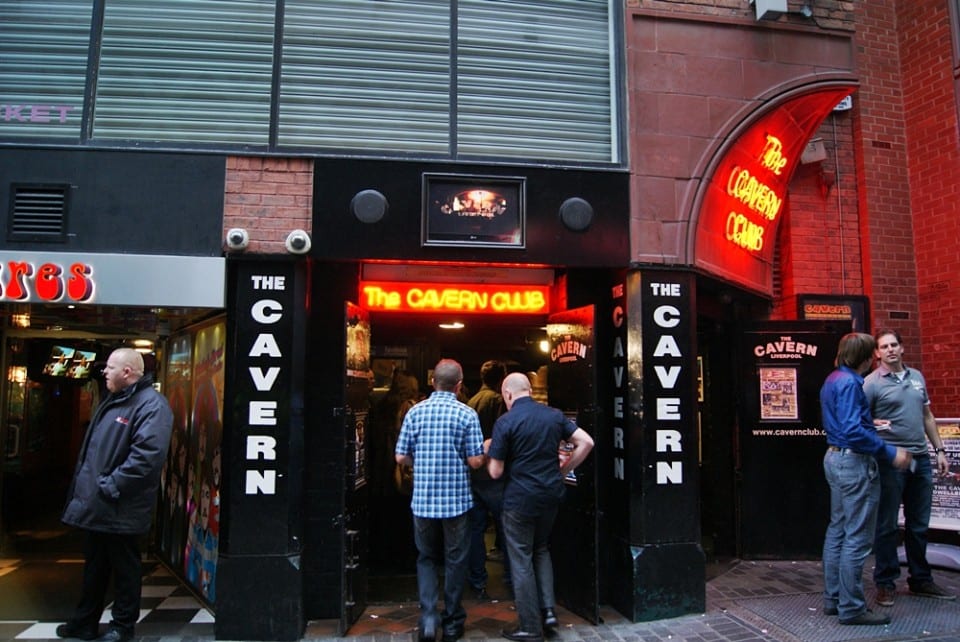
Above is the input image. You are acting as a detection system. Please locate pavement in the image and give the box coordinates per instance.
[321,556,960,642]
[5,556,960,641]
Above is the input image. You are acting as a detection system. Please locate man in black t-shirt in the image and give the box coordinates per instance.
[487,373,593,642]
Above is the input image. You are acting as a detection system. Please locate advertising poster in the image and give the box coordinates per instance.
[759,367,799,420]
[346,312,371,378]
[158,334,193,576]
[185,321,225,603]
[354,411,368,489]
[929,420,960,532]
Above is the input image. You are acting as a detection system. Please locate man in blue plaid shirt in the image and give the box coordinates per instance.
[396,359,485,642]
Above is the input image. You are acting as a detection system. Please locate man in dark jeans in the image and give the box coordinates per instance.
[395,359,485,642]
[487,373,594,642]
[466,360,509,599]
[865,329,955,607]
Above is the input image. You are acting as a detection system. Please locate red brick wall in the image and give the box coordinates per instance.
[855,0,917,352]
[773,112,862,320]
[223,157,313,254]
[896,0,960,412]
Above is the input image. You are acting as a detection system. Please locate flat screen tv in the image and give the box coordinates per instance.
[40,345,97,379]
[67,349,97,379]
[41,345,75,377]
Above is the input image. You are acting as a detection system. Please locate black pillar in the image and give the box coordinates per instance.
[215,257,307,640]
[617,269,705,620]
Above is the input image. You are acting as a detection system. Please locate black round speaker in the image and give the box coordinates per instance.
[559,197,593,231]
[350,189,388,223]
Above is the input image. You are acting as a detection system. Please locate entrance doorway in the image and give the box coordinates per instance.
[0,348,95,557]
[362,311,554,600]
[0,303,219,629]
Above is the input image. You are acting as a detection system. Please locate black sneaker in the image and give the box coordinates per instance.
[910,581,956,600]
[839,609,890,625]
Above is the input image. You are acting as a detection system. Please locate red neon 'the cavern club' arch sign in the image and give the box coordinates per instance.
[695,87,855,294]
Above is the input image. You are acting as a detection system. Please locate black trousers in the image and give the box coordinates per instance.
[71,530,142,631]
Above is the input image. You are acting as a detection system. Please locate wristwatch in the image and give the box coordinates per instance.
[935,448,946,454]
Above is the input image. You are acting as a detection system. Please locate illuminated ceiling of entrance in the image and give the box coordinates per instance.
[0,303,217,337]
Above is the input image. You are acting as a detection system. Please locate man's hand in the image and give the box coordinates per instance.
[936,451,950,476]
[891,447,913,471]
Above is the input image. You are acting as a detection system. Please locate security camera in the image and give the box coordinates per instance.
[225,228,249,251]
[285,229,311,254]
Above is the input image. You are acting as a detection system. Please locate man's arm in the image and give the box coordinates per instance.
[923,405,949,475]
[488,456,505,479]
[560,427,594,476]
[466,454,485,470]
[395,453,413,466]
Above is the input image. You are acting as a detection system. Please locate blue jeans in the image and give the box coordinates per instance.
[502,506,558,634]
[874,453,934,589]
[822,449,880,620]
[413,513,469,638]
[468,479,510,589]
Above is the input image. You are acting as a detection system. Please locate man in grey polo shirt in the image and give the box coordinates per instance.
[864,329,955,607]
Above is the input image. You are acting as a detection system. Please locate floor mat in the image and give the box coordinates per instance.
[737,591,960,642]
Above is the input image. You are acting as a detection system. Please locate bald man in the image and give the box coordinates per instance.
[487,372,594,642]
[59,348,173,642]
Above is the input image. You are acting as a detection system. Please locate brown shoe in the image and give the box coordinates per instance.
[876,585,895,607]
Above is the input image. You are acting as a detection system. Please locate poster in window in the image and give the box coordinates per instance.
[928,421,960,531]
[422,173,525,248]
[759,366,799,421]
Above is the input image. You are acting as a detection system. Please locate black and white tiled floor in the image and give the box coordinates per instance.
[0,559,213,641]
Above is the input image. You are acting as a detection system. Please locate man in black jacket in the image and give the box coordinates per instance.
[57,348,173,642]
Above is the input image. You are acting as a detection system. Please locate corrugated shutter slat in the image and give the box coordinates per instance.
[0,0,89,140]
[94,0,275,145]
[457,0,614,162]
[278,0,451,152]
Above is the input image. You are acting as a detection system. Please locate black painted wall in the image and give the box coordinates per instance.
[0,149,225,256]
[301,261,363,620]
[311,159,629,267]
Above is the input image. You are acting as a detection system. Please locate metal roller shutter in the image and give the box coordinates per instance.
[0,0,91,140]
[94,0,275,145]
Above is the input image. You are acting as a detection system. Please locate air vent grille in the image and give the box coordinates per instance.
[9,184,69,242]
